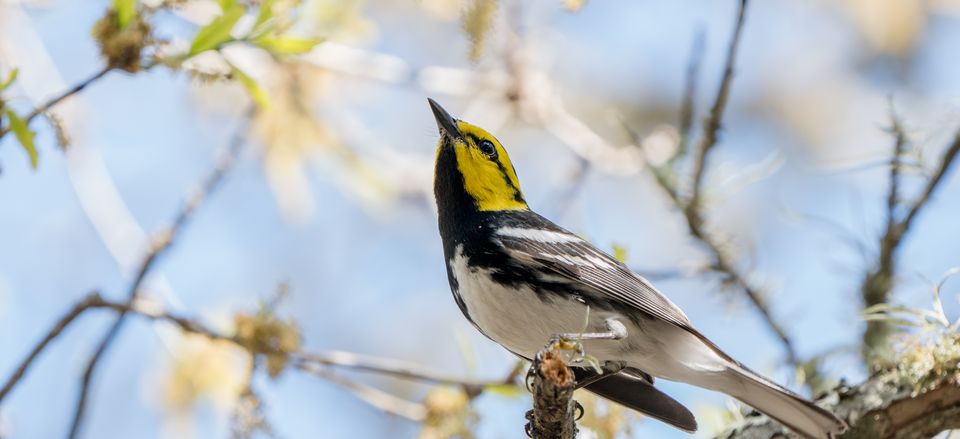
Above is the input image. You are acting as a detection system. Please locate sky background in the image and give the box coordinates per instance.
[1,0,959,438]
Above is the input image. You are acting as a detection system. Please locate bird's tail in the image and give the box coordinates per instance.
[708,364,846,439]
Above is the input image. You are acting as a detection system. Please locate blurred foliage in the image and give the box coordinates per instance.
[417,386,477,439]
[576,391,635,439]
[92,8,150,72]
[230,387,277,439]
[865,268,960,376]
[461,0,496,62]
[159,334,248,412]
[233,307,302,378]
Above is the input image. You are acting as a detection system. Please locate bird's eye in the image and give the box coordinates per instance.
[478,140,497,157]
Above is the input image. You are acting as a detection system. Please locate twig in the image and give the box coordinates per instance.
[527,347,577,439]
[899,131,960,234]
[631,0,801,369]
[862,128,960,364]
[66,109,252,439]
[0,292,227,407]
[687,0,748,215]
[0,66,113,141]
[292,351,510,393]
[684,0,800,366]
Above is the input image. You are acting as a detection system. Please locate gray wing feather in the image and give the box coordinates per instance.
[496,235,692,329]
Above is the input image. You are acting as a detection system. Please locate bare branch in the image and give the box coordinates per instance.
[687,0,748,214]
[0,293,102,403]
[66,109,252,439]
[527,348,577,439]
[863,128,960,364]
[676,29,705,161]
[899,130,960,235]
[292,351,512,393]
[0,289,517,425]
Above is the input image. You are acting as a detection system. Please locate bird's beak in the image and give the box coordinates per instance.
[428,98,463,141]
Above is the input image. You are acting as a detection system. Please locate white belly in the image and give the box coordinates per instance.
[448,246,628,361]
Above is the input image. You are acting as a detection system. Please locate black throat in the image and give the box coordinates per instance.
[434,137,484,259]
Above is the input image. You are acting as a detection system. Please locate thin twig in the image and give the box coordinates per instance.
[296,362,428,421]
[66,109,252,439]
[687,0,748,215]
[0,66,113,141]
[885,108,907,229]
[0,293,102,403]
[675,29,705,162]
[292,351,510,392]
[899,131,960,233]
[680,0,800,363]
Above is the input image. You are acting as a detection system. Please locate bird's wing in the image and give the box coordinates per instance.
[493,222,693,330]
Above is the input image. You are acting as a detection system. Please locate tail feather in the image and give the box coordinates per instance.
[581,370,697,433]
[715,365,846,439]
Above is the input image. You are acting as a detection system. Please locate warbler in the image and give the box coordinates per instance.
[429,99,846,438]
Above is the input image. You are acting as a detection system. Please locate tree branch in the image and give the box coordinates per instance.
[862,128,960,365]
[527,347,577,439]
[66,109,251,439]
[0,290,516,425]
[676,29,705,164]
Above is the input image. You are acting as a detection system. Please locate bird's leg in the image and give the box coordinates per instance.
[554,318,628,343]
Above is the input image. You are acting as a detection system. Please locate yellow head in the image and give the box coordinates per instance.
[430,99,527,212]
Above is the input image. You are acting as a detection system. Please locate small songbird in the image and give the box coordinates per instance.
[429,99,846,438]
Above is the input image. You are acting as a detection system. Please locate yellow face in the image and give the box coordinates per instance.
[439,121,527,211]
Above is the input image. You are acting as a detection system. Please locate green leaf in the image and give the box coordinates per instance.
[218,0,236,11]
[254,36,321,55]
[0,68,18,92]
[113,0,137,29]
[611,243,628,263]
[188,4,246,56]
[229,64,268,108]
[5,109,38,169]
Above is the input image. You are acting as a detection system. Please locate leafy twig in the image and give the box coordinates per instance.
[0,66,113,142]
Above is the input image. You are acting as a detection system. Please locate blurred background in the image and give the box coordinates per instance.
[1,0,959,438]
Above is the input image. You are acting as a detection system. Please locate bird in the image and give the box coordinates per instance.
[428,98,847,438]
